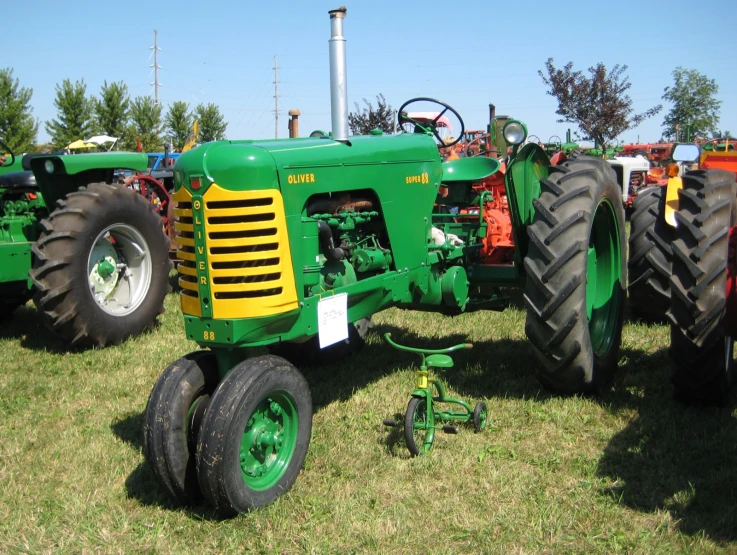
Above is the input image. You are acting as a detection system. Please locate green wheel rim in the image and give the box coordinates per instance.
[239,392,298,491]
[586,198,621,356]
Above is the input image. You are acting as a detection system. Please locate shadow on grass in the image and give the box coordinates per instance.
[597,345,737,543]
[110,412,232,521]
[0,304,71,353]
[0,302,169,354]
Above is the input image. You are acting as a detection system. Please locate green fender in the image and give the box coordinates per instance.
[441,156,500,183]
[505,143,551,265]
[30,152,149,206]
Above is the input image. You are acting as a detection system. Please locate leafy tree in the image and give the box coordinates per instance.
[129,96,163,152]
[661,67,721,141]
[539,59,661,150]
[165,101,193,150]
[348,94,394,135]
[45,79,94,150]
[194,103,227,142]
[0,68,38,153]
[94,80,130,142]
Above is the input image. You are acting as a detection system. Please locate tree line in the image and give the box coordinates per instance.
[347,64,726,151]
[0,68,227,153]
[1,62,727,155]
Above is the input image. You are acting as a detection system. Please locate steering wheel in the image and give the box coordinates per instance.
[548,135,562,148]
[527,135,540,144]
[0,138,15,168]
[397,97,465,148]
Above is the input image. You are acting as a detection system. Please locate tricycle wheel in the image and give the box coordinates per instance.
[627,186,673,323]
[404,397,433,456]
[143,351,219,505]
[196,355,312,516]
[473,401,487,433]
[669,170,737,404]
[524,157,626,394]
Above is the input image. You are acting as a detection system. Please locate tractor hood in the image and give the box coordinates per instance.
[174,133,442,197]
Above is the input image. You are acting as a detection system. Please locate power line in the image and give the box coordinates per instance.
[273,54,280,139]
[150,30,161,104]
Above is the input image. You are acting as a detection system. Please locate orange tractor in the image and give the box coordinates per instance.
[619,141,676,166]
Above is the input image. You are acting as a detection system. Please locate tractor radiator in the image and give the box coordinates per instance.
[173,184,298,319]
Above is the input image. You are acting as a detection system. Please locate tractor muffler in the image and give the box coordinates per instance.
[328,6,349,142]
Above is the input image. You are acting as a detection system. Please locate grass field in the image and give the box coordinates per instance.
[1,291,736,553]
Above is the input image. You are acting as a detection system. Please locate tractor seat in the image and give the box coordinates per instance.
[0,170,37,190]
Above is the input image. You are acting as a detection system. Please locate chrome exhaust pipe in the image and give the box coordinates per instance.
[328,6,349,142]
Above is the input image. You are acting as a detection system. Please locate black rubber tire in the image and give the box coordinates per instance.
[472,401,487,433]
[524,157,626,394]
[30,182,172,347]
[404,397,432,456]
[143,351,219,505]
[196,355,312,515]
[669,169,737,405]
[567,148,584,159]
[627,186,673,323]
[268,317,373,367]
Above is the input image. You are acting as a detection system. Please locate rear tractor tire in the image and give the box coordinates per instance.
[524,157,626,394]
[30,182,172,347]
[627,186,673,323]
[669,170,737,405]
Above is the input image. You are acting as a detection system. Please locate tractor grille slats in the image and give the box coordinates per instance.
[173,184,297,318]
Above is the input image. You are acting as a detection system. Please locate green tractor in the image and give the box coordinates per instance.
[143,6,626,515]
[0,141,171,346]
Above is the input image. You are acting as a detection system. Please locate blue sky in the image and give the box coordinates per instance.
[10,0,736,146]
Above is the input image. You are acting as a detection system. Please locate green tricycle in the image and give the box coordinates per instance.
[383,333,488,455]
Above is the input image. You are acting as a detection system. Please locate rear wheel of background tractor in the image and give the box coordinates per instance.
[143,351,219,505]
[524,157,626,394]
[627,186,673,323]
[669,170,737,404]
[196,355,312,516]
[30,183,172,347]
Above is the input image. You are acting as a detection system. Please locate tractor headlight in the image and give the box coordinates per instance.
[503,120,527,146]
[44,160,55,174]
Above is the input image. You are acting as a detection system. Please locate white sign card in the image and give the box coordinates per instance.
[317,293,348,348]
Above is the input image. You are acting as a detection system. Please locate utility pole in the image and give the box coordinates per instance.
[273,54,280,139]
[150,30,162,105]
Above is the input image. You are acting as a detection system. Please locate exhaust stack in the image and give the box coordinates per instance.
[328,7,349,142]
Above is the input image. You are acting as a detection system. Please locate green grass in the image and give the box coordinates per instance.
[1,294,736,553]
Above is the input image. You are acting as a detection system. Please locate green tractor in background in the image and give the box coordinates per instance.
[143,6,626,516]
[0,140,171,346]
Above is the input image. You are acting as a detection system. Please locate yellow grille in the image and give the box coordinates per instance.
[173,183,298,319]
[172,186,201,316]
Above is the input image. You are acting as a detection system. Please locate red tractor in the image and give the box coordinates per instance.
[620,142,676,166]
